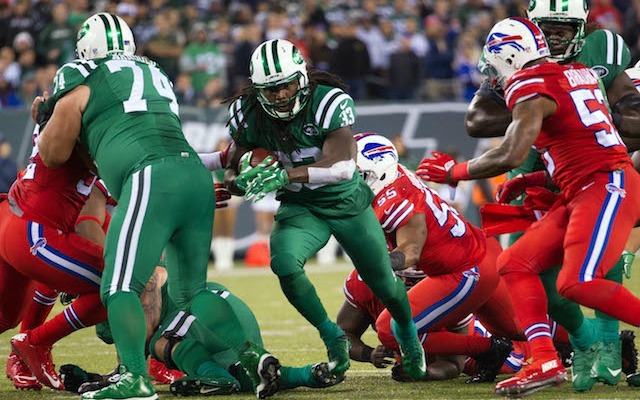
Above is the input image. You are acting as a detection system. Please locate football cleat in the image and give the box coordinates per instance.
[238,343,281,399]
[7,352,41,390]
[466,337,513,383]
[11,332,63,390]
[326,335,351,374]
[570,342,599,392]
[308,362,345,388]
[621,330,638,376]
[391,319,426,381]
[169,375,240,396]
[495,357,566,397]
[148,358,185,385]
[593,340,622,385]
[81,365,157,400]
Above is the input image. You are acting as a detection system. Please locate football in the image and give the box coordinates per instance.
[248,148,278,168]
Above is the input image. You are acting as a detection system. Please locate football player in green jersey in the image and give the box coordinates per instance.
[36,12,278,400]
[223,39,426,381]
[463,0,640,391]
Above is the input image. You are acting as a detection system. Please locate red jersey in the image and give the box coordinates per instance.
[343,269,385,323]
[9,127,97,232]
[372,165,486,276]
[505,62,631,198]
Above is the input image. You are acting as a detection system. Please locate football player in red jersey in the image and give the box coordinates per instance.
[347,133,524,383]
[418,17,640,397]
[0,97,110,390]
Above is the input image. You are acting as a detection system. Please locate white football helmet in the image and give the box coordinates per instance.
[355,133,399,196]
[483,17,550,88]
[250,39,310,120]
[76,13,136,60]
[527,0,588,61]
[625,60,640,93]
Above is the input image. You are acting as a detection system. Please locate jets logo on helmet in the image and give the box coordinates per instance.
[355,133,399,196]
[482,17,550,88]
[527,0,588,61]
[250,39,310,120]
[76,13,136,60]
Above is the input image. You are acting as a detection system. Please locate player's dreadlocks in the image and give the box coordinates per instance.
[225,69,349,155]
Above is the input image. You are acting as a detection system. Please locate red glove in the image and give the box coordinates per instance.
[416,151,469,184]
[495,171,548,204]
[215,183,231,209]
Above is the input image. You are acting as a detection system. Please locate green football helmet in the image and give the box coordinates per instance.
[527,0,588,61]
[249,39,310,120]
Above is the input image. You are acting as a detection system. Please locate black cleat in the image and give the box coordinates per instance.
[308,362,344,388]
[621,330,638,377]
[466,337,513,384]
[169,375,240,396]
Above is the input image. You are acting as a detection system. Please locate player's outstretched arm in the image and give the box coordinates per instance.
[465,96,553,181]
[286,126,356,184]
[38,85,90,167]
[465,93,512,138]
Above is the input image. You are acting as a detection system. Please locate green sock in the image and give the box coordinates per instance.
[569,318,598,351]
[279,365,312,390]
[172,338,214,376]
[189,290,248,353]
[279,271,328,327]
[317,318,344,344]
[541,266,584,333]
[106,292,148,376]
[595,256,624,344]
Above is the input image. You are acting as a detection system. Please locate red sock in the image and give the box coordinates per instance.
[30,293,107,346]
[561,280,640,326]
[501,271,556,360]
[423,331,491,356]
[20,284,57,332]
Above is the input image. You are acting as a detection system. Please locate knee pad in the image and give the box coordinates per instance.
[161,332,183,371]
[271,252,304,277]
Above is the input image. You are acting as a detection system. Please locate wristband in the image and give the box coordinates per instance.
[361,346,373,362]
[75,215,101,227]
[450,161,470,182]
[389,250,406,271]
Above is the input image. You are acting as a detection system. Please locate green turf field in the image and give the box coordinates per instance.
[1,260,640,399]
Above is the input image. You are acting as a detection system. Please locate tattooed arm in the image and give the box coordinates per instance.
[141,266,167,346]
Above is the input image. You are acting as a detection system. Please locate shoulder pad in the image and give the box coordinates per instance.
[52,59,99,100]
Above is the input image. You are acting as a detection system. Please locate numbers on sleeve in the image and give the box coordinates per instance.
[53,72,66,94]
[339,106,355,126]
[569,88,624,148]
[105,60,179,116]
[377,188,398,208]
[424,188,466,238]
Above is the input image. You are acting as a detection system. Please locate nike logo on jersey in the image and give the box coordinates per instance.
[606,367,622,377]
[339,100,348,110]
[384,205,395,216]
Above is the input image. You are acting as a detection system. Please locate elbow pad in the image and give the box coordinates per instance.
[308,159,356,184]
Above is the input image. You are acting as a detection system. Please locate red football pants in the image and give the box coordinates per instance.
[376,237,523,350]
[0,201,105,332]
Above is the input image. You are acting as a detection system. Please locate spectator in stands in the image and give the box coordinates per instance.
[180,24,227,94]
[388,37,421,100]
[195,76,225,109]
[4,0,36,49]
[0,133,17,193]
[330,19,370,100]
[145,11,184,81]
[423,15,456,100]
[264,3,289,40]
[0,47,21,107]
[454,32,482,102]
[624,0,640,63]
[67,0,89,30]
[174,72,196,106]
[230,23,262,93]
[405,18,429,58]
[590,0,624,33]
[37,2,74,66]
[306,23,332,71]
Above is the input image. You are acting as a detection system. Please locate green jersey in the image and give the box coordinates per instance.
[230,84,372,218]
[572,29,631,88]
[52,54,197,200]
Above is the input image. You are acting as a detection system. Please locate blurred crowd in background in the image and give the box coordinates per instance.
[1,0,640,109]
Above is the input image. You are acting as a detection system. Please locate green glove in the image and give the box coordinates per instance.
[235,152,274,191]
[245,165,289,202]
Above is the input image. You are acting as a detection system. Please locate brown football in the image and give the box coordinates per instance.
[249,148,278,167]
